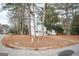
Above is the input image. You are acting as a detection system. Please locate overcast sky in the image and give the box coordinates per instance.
[0,10,8,24]
[0,4,8,25]
[0,3,43,25]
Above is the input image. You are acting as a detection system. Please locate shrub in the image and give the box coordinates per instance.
[53,25,64,34]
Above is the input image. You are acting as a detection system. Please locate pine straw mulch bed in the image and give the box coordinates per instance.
[1,35,79,49]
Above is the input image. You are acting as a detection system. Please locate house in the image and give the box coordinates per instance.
[0,23,9,34]
[2,24,9,34]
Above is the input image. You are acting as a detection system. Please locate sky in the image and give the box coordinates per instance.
[0,4,8,25]
[0,3,44,25]
[0,3,43,25]
[0,10,8,25]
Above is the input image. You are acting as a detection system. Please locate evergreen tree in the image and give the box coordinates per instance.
[44,6,59,32]
[71,15,79,35]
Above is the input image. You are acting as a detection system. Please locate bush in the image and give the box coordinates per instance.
[9,28,17,34]
[53,25,64,34]
[70,26,79,35]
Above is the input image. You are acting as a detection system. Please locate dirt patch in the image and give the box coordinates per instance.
[1,35,79,49]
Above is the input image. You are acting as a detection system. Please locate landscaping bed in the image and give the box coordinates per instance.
[1,35,79,49]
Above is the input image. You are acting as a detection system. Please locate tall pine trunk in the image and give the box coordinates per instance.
[27,3,31,36]
[65,3,70,34]
[33,3,36,38]
[42,3,47,35]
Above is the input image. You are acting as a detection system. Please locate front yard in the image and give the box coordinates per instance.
[2,35,79,49]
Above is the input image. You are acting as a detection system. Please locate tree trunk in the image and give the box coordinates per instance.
[65,3,70,34]
[33,3,36,38]
[42,3,47,36]
[27,3,31,36]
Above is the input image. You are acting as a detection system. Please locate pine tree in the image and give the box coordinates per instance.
[71,15,79,35]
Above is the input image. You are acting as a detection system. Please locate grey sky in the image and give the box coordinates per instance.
[0,10,8,25]
[0,4,8,25]
[0,3,43,25]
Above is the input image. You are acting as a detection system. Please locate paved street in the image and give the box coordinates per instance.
[0,35,79,56]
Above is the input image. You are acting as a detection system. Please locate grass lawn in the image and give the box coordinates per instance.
[1,35,79,49]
